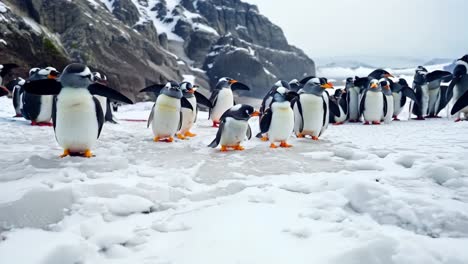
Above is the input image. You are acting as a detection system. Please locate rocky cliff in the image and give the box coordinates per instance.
[0,0,315,99]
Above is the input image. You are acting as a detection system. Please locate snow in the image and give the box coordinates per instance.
[1,93,468,263]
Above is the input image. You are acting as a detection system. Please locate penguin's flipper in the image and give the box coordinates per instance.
[402,87,418,105]
[208,120,224,148]
[194,91,212,108]
[292,97,304,133]
[178,111,183,132]
[383,94,388,117]
[5,79,20,92]
[436,85,449,115]
[354,77,369,90]
[259,108,272,134]
[0,63,19,78]
[425,70,453,83]
[181,97,193,111]
[400,93,407,108]
[359,92,367,115]
[105,99,116,123]
[285,91,299,102]
[299,76,315,85]
[321,96,328,130]
[88,83,133,104]
[446,78,459,103]
[451,90,468,115]
[92,96,105,138]
[246,124,252,140]
[23,79,62,95]
[231,82,250,91]
[139,84,165,94]
[328,100,341,117]
[147,104,155,128]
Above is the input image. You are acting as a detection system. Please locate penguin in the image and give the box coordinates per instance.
[288,79,302,92]
[259,87,297,148]
[22,63,133,157]
[22,66,60,126]
[92,72,117,124]
[360,79,387,125]
[5,77,26,117]
[209,77,250,127]
[347,77,362,122]
[291,78,339,140]
[208,104,260,151]
[449,55,468,121]
[380,79,393,124]
[141,81,193,142]
[388,78,418,120]
[177,81,212,138]
[111,101,120,112]
[329,88,348,125]
[426,71,453,118]
[0,63,19,86]
[368,69,394,80]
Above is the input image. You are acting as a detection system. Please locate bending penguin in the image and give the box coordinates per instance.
[329,88,348,125]
[178,81,212,138]
[22,63,133,158]
[209,77,250,127]
[389,78,418,120]
[208,104,259,151]
[92,72,118,123]
[360,79,387,125]
[22,67,60,126]
[291,78,339,140]
[5,77,26,117]
[259,87,296,148]
[449,55,468,121]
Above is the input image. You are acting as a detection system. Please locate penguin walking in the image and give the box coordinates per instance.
[389,78,418,121]
[92,72,117,124]
[360,79,387,125]
[23,63,133,157]
[259,87,296,148]
[209,78,250,127]
[22,67,60,126]
[5,77,26,117]
[177,81,212,138]
[291,78,340,140]
[380,79,393,124]
[208,104,259,151]
[329,88,348,125]
[449,55,468,121]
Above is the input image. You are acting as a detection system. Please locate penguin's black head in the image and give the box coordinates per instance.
[92,71,108,85]
[180,82,198,97]
[379,78,391,95]
[216,77,238,90]
[368,79,381,92]
[398,78,409,87]
[60,63,93,88]
[301,77,333,95]
[227,104,260,121]
[274,80,291,90]
[161,81,183,99]
[334,89,345,97]
[459,55,468,64]
[28,67,41,77]
[368,69,394,80]
[413,67,427,84]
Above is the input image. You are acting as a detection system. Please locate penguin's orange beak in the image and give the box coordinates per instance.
[229,79,238,84]
[321,82,334,89]
[371,83,378,89]
[250,111,260,117]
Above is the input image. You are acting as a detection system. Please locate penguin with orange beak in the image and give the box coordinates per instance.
[380,79,393,124]
[360,79,387,125]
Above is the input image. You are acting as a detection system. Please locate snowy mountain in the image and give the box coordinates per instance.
[0,0,315,99]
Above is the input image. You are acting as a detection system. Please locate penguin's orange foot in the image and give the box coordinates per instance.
[372,121,381,125]
[312,136,319,141]
[393,116,400,121]
[261,136,269,141]
[166,137,174,143]
[184,131,197,137]
[83,149,93,158]
[280,141,292,148]
[220,145,228,152]
[176,133,187,140]
[60,149,70,158]
[270,143,278,149]
[455,118,462,122]
[233,145,245,151]
[364,121,370,125]
[153,136,160,142]
[37,122,53,127]
[296,133,304,138]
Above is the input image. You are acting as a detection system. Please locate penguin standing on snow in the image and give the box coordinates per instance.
[291,78,340,140]
[23,63,133,157]
[360,79,387,125]
[380,79,393,124]
[449,55,468,121]
[329,88,348,125]
[0,63,19,86]
[426,71,453,118]
[259,87,297,148]
[5,77,26,117]
[92,72,117,123]
[22,66,60,126]
[208,104,259,151]
[347,77,363,122]
[177,81,212,138]
[209,77,250,127]
[389,78,418,121]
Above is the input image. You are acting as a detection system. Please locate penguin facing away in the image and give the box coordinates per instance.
[360,79,387,125]
[208,104,260,151]
[330,88,348,125]
[5,77,26,117]
[449,55,468,121]
[389,78,418,121]
[92,72,117,124]
[380,79,394,124]
[23,63,133,158]
[209,77,250,127]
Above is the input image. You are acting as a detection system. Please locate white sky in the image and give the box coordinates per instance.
[245,0,468,60]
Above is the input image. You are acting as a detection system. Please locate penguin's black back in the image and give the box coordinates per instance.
[21,92,42,120]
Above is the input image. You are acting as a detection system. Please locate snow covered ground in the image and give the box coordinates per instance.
[1,96,468,264]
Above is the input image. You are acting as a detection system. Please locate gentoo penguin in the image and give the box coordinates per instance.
[209,77,250,127]
[360,79,387,125]
[368,69,394,80]
[142,81,193,142]
[259,87,296,148]
[5,77,26,117]
[426,71,453,118]
[22,66,60,126]
[288,79,302,92]
[291,78,339,140]
[329,88,348,125]
[177,81,212,138]
[449,55,468,121]
[92,72,117,124]
[23,63,133,157]
[388,78,418,120]
[347,77,361,122]
[0,63,19,86]
[208,104,259,151]
[380,79,393,124]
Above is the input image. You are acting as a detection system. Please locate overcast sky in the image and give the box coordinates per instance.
[245,0,468,60]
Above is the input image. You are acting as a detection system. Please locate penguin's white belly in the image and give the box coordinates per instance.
[220,117,248,146]
[180,97,196,133]
[421,85,429,115]
[335,104,347,123]
[211,89,233,122]
[300,94,324,137]
[269,102,294,142]
[363,92,383,122]
[36,95,53,122]
[384,95,394,124]
[349,87,359,120]
[393,92,402,116]
[427,88,439,114]
[95,95,107,116]
[152,95,181,137]
[55,89,99,152]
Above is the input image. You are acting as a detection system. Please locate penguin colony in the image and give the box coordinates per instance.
[1,55,468,157]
